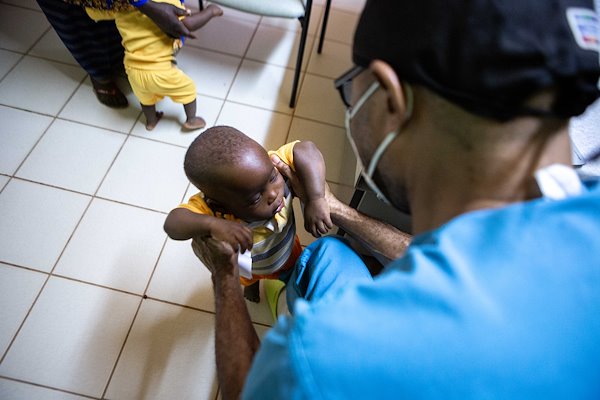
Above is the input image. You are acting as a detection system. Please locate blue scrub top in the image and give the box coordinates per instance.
[243,179,600,399]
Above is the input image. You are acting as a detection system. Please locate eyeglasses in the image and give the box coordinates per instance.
[334,65,366,108]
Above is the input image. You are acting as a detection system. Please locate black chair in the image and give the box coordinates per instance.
[199,0,332,108]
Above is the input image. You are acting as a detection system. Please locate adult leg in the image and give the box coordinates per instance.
[280,236,372,312]
[36,0,128,108]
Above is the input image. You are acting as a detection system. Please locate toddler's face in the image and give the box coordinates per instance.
[213,151,286,222]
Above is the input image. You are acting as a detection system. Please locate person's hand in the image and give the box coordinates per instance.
[191,237,238,278]
[208,219,253,253]
[271,154,307,201]
[138,1,195,38]
[323,181,344,217]
[303,197,333,237]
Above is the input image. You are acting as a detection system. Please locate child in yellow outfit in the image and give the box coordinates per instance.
[86,1,222,130]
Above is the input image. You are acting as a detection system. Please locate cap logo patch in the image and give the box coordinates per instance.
[566,7,599,51]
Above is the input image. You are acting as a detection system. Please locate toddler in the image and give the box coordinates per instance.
[86,1,222,130]
[164,126,333,302]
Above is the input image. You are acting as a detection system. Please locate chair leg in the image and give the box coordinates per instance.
[290,4,312,108]
[199,0,204,10]
[317,0,332,54]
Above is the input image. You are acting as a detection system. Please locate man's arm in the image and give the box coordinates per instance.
[327,188,411,260]
[272,154,411,259]
[191,239,259,400]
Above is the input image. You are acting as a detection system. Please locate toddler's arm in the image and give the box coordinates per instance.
[292,141,333,237]
[181,4,223,32]
[164,208,253,251]
[137,0,192,38]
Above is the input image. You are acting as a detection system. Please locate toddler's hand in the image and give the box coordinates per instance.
[209,219,253,252]
[303,197,333,238]
[138,1,194,38]
[271,154,307,202]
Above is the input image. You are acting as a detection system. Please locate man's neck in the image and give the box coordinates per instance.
[408,125,571,235]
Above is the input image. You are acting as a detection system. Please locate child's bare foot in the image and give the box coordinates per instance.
[244,282,260,303]
[145,111,164,131]
[183,116,206,131]
[206,4,223,17]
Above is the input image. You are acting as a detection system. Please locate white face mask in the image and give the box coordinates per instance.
[344,80,413,205]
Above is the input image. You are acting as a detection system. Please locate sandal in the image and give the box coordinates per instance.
[91,78,128,109]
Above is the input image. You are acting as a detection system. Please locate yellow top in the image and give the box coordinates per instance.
[86,0,184,70]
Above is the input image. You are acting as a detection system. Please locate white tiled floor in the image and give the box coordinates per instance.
[0,0,361,398]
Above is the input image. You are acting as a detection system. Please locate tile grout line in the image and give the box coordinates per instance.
[3,261,227,318]
[99,295,145,399]
[0,25,56,188]
[101,230,188,397]
[0,51,25,85]
[19,53,81,71]
[108,231,180,398]
[0,272,52,365]
[0,377,101,400]
[0,103,66,119]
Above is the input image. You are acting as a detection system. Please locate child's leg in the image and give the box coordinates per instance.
[183,100,206,130]
[183,4,224,31]
[243,281,261,303]
[141,104,163,131]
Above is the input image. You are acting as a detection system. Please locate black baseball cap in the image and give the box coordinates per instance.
[353,0,600,120]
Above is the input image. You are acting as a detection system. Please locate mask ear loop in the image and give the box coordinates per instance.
[344,81,391,203]
[348,81,380,119]
[364,83,414,178]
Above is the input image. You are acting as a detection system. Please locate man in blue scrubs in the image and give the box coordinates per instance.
[192,0,600,398]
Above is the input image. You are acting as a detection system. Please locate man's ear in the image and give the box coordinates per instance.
[370,60,409,123]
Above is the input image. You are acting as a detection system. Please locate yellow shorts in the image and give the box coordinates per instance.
[126,66,197,106]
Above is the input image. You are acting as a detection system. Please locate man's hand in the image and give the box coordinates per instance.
[191,237,238,278]
[303,197,333,237]
[209,219,253,253]
[138,1,194,38]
